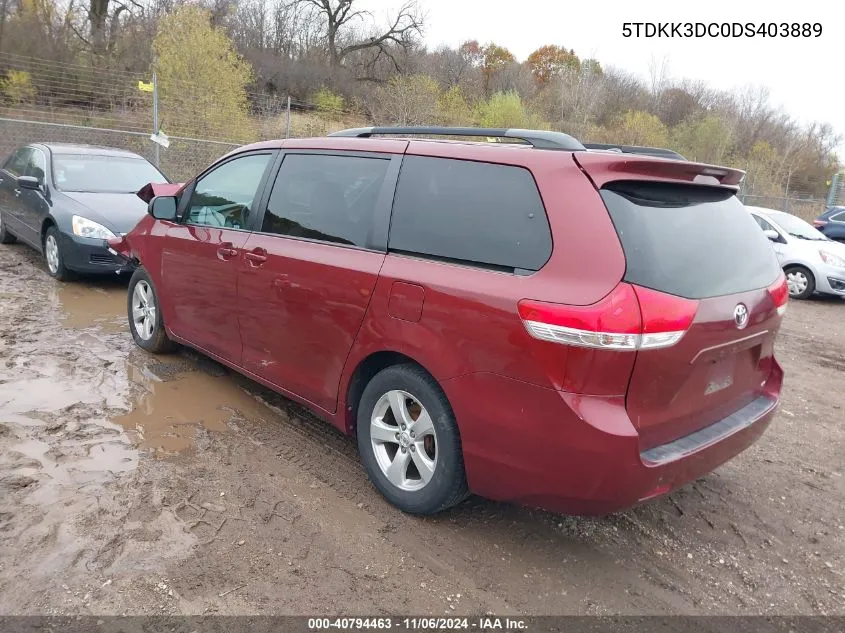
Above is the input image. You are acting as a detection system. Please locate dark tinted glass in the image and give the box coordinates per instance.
[263,153,389,248]
[389,156,551,271]
[25,149,47,184]
[601,182,780,299]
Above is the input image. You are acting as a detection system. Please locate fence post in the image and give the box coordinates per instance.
[828,173,841,207]
[152,70,160,168]
[285,96,291,139]
[783,171,791,212]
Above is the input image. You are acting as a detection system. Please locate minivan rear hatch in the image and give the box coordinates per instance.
[575,154,786,451]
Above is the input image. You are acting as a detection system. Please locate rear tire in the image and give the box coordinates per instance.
[784,265,815,300]
[0,212,16,244]
[43,226,74,281]
[357,364,468,515]
[127,267,174,353]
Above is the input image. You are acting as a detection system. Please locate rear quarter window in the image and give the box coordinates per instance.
[388,156,552,272]
[601,182,780,299]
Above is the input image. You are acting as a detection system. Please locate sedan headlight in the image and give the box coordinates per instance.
[819,249,845,269]
[72,215,116,240]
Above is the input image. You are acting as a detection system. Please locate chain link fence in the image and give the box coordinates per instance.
[0,52,364,182]
[737,194,829,222]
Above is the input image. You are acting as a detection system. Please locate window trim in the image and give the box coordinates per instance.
[830,211,845,224]
[26,147,48,185]
[386,154,552,274]
[251,149,401,253]
[177,149,279,233]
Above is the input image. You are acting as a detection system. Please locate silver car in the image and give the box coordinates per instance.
[746,205,845,300]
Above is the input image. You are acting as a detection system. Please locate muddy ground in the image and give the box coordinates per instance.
[0,241,843,617]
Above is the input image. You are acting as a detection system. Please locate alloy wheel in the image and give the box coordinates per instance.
[131,280,156,340]
[370,389,438,492]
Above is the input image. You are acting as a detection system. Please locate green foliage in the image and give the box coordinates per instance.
[612,110,669,147]
[312,87,345,118]
[0,70,37,104]
[437,86,472,126]
[153,6,256,142]
[474,91,546,129]
[670,114,733,164]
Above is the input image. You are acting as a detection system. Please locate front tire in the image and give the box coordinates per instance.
[357,364,468,515]
[0,212,17,244]
[43,226,74,281]
[127,267,174,353]
[785,265,815,300]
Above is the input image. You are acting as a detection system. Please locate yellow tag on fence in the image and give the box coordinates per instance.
[138,81,154,93]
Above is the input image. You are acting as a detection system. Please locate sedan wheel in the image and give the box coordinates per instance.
[785,266,815,300]
[45,234,60,275]
[131,280,156,341]
[370,389,438,492]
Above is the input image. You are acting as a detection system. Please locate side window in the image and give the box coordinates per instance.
[388,156,552,272]
[831,211,845,223]
[262,153,390,248]
[4,148,32,177]
[186,153,272,229]
[753,215,776,233]
[25,149,47,185]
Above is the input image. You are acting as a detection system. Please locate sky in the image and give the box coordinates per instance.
[360,0,845,154]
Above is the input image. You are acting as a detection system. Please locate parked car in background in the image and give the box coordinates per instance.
[747,205,845,300]
[0,143,169,280]
[813,206,845,243]
[110,127,787,517]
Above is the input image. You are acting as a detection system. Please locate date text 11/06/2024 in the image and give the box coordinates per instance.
[622,22,822,37]
[307,618,528,631]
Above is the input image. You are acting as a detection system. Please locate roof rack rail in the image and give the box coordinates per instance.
[328,126,585,151]
[583,143,686,161]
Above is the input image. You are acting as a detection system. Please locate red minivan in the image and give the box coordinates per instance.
[110,127,787,516]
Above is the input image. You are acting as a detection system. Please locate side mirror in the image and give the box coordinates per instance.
[148,195,177,221]
[17,176,40,191]
[763,229,780,242]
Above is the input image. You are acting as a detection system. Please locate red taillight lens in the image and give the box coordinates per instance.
[813,220,827,227]
[518,283,698,351]
[767,273,789,316]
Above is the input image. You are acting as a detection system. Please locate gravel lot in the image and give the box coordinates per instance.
[0,241,843,616]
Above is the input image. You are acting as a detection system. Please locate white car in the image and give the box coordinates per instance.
[746,205,845,300]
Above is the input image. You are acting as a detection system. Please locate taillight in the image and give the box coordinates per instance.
[767,274,789,317]
[518,283,698,351]
[813,220,827,227]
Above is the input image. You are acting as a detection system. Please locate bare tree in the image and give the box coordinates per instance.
[293,0,423,70]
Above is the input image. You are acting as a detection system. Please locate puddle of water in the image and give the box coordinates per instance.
[112,365,270,454]
[50,282,127,333]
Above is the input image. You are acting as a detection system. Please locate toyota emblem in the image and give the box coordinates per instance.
[733,303,749,329]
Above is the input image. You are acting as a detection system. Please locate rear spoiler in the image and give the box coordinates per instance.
[574,152,745,190]
[583,143,686,161]
[136,182,185,204]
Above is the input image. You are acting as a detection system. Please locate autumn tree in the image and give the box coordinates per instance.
[475,91,546,129]
[527,44,579,84]
[437,85,472,125]
[480,43,515,95]
[153,6,256,142]
[610,110,669,147]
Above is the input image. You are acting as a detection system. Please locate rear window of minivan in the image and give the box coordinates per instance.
[601,181,780,299]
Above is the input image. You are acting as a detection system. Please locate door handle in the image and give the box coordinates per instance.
[244,248,268,267]
[216,243,238,260]
[13,189,21,197]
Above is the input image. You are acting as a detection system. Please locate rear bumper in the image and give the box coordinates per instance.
[58,232,134,274]
[444,361,783,516]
